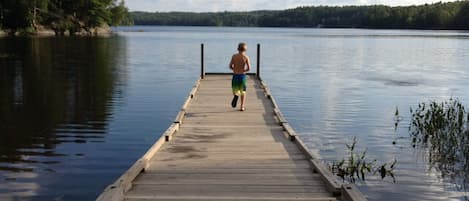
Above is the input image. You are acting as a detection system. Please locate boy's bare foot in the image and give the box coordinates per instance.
[240,107,245,111]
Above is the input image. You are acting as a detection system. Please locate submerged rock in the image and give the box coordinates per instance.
[35,25,56,37]
[74,24,112,36]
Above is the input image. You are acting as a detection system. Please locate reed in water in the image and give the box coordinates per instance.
[409,98,469,192]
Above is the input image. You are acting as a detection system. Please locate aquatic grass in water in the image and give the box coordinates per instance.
[330,137,396,183]
[393,107,404,145]
[409,98,469,189]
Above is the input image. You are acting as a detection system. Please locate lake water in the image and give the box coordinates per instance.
[1,26,469,201]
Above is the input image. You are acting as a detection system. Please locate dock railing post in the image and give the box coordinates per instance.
[201,43,205,79]
[256,43,261,80]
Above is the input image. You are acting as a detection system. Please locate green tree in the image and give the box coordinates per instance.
[0,0,132,35]
[2,0,31,32]
[454,1,469,28]
[0,1,3,29]
[110,0,133,25]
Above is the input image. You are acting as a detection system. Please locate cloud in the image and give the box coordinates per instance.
[125,0,457,12]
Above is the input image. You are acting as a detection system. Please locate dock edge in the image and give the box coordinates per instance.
[96,79,202,201]
[259,78,368,201]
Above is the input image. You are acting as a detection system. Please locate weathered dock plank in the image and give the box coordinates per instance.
[97,74,366,201]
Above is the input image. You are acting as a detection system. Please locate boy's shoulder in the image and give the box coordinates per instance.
[233,53,249,59]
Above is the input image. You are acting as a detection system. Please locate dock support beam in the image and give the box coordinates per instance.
[257,43,261,79]
[201,43,205,79]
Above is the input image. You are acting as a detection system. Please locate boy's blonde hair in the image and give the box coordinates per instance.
[238,43,247,52]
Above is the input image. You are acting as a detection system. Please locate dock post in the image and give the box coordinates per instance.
[201,43,205,79]
[257,44,261,79]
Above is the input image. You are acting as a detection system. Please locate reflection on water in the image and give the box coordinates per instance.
[0,36,127,199]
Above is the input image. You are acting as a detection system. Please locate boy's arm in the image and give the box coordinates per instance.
[229,55,235,70]
[245,56,251,72]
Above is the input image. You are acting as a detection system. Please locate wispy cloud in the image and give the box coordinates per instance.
[126,0,457,12]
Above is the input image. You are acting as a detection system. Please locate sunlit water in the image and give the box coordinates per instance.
[1,26,469,200]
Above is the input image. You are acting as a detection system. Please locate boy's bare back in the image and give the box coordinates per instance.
[230,53,251,74]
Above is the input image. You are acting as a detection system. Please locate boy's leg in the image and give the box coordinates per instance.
[240,75,247,111]
[240,94,246,111]
[231,94,239,108]
[231,75,240,108]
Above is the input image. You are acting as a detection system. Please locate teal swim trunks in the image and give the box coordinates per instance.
[232,74,247,95]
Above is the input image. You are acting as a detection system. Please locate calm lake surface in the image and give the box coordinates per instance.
[1,26,469,201]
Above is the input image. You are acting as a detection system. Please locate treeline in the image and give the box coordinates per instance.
[131,1,469,29]
[132,11,272,27]
[0,0,133,35]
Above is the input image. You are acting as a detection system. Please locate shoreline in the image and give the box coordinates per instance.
[122,25,469,32]
[0,25,113,38]
[4,25,468,37]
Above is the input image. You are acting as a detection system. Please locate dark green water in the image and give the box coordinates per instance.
[1,27,469,200]
[0,36,196,200]
[0,37,128,200]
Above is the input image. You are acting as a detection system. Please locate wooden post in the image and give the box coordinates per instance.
[257,44,261,79]
[201,44,205,79]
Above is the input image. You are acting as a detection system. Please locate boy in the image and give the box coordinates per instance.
[229,43,251,111]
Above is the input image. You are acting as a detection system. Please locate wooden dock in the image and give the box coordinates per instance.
[97,44,366,201]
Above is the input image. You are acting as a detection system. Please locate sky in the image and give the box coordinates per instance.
[126,0,457,12]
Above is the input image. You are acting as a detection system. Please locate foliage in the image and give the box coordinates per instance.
[110,0,133,26]
[131,11,271,27]
[409,98,469,182]
[330,137,396,183]
[0,0,133,35]
[131,1,469,29]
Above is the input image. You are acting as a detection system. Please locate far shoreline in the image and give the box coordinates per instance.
[3,25,469,38]
[118,25,469,32]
